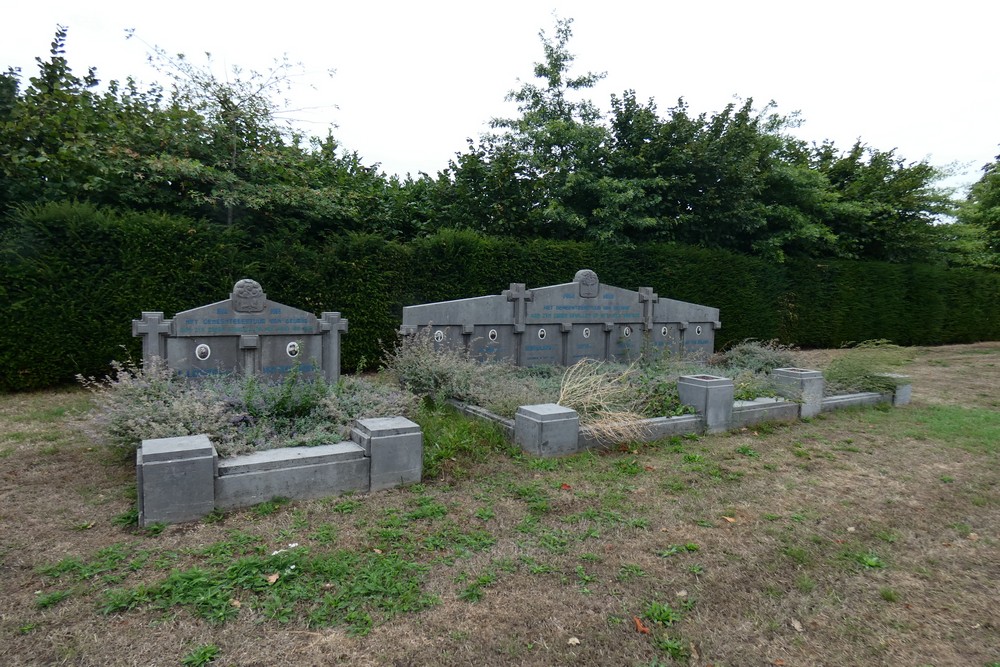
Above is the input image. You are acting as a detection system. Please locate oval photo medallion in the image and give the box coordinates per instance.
[583,327,591,339]
[286,341,300,358]
[195,344,211,361]
[433,330,445,343]
[537,328,547,340]
[623,326,632,338]
[488,329,498,342]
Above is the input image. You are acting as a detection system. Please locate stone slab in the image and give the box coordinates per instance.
[215,457,370,510]
[218,442,365,476]
[730,398,800,429]
[821,392,889,412]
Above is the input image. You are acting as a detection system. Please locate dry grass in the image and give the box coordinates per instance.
[1,343,998,666]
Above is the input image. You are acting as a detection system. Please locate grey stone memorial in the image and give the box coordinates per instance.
[400,270,721,365]
[133,279,348,382]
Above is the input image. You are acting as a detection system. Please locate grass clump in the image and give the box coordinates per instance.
[823,340,914,395]
[80,359,416,457]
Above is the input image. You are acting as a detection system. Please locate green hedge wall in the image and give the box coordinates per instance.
[2,202,998,391]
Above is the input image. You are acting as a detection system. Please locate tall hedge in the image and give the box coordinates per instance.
[2,202,998,391]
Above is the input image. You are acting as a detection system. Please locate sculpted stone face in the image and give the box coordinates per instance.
[232,279,265,312]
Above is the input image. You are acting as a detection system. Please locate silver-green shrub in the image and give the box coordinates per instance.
[79,360,416,458]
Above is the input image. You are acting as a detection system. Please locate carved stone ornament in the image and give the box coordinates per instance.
[573,269,600,298]
[232,279,266,313]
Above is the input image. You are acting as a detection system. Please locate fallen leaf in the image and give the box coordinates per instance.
[567,637,581,646]
[722,516,736,523]
[560,483,572,490]
[676,590,688,597]
[229,598,242,608]
[644,466,655,471]
[633,616,650,634]
[773,660,786,666]
[266,573,279,584]
[968,533,979,541]
[790,618,804,633]
[373,548,383,554]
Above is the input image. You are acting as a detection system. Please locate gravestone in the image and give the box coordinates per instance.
[133,279,348,381]
[400,270,720,365]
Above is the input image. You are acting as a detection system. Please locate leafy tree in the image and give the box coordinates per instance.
[958,152,1000,259]
[811,141,952,262]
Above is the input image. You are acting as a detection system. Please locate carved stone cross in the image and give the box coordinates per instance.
[132,312,172,365]
[503,283,534,333]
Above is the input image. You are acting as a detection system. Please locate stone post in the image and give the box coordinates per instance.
[677,375,735,433]
[514,403,580,457]
[320,312,348,383]
[772,368,825,418]
[137,434,217,527]
[352,417,422,492]
[880,374,912,406]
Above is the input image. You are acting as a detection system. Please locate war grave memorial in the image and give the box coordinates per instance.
[128,271,913,528]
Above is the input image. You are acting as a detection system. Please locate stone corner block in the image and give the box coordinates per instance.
[771,367,825,418]
[515,403,580,457]
[137,434,217,527]
[353,416,422,492]
[880,374,912,406]
[677,375,735,433]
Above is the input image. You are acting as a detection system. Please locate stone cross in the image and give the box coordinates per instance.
[320,312,349,383]
[132,312,172,365]
[638,287,659,331]
[503,283,534,333]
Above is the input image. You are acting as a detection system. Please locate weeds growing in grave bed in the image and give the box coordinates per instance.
[384,333,810,428]
[823,339,914,395]
[78,359,416,458]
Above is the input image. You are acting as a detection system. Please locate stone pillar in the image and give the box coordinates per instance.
[320,312,349,383]
[881,374,912,406]
[677,375,735,433]
[137,434,217,527]
[772,368,825,418]
[352,417,422,492]
[515,403,580,457]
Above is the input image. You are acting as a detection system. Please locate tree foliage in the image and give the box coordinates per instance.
[0,22,983,267]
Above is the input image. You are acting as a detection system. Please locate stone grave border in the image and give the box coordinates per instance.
[449,367,912,457]
[136,417,422,527]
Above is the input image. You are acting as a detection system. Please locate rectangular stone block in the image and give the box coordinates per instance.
[821,392,887,412]
[772,368,825,418]
[677,375,734,433]
[353,417,423,492]
[137,434,217,526]
[215,442,369,510]
[515,403,580,457]
[730,398,800,429]
[880,374,912,406]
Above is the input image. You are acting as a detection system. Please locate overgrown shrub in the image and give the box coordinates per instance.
[712,339,798,374]
[80,361,416,458]
[823,340,914,395]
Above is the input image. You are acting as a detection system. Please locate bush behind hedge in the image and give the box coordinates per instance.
[2,202,998,391]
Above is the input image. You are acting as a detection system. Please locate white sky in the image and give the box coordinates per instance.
[3,0,997,194]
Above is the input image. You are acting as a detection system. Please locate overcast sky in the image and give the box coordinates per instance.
[3,1,997,194]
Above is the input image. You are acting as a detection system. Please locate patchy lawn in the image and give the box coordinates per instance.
[1,343,998,666]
